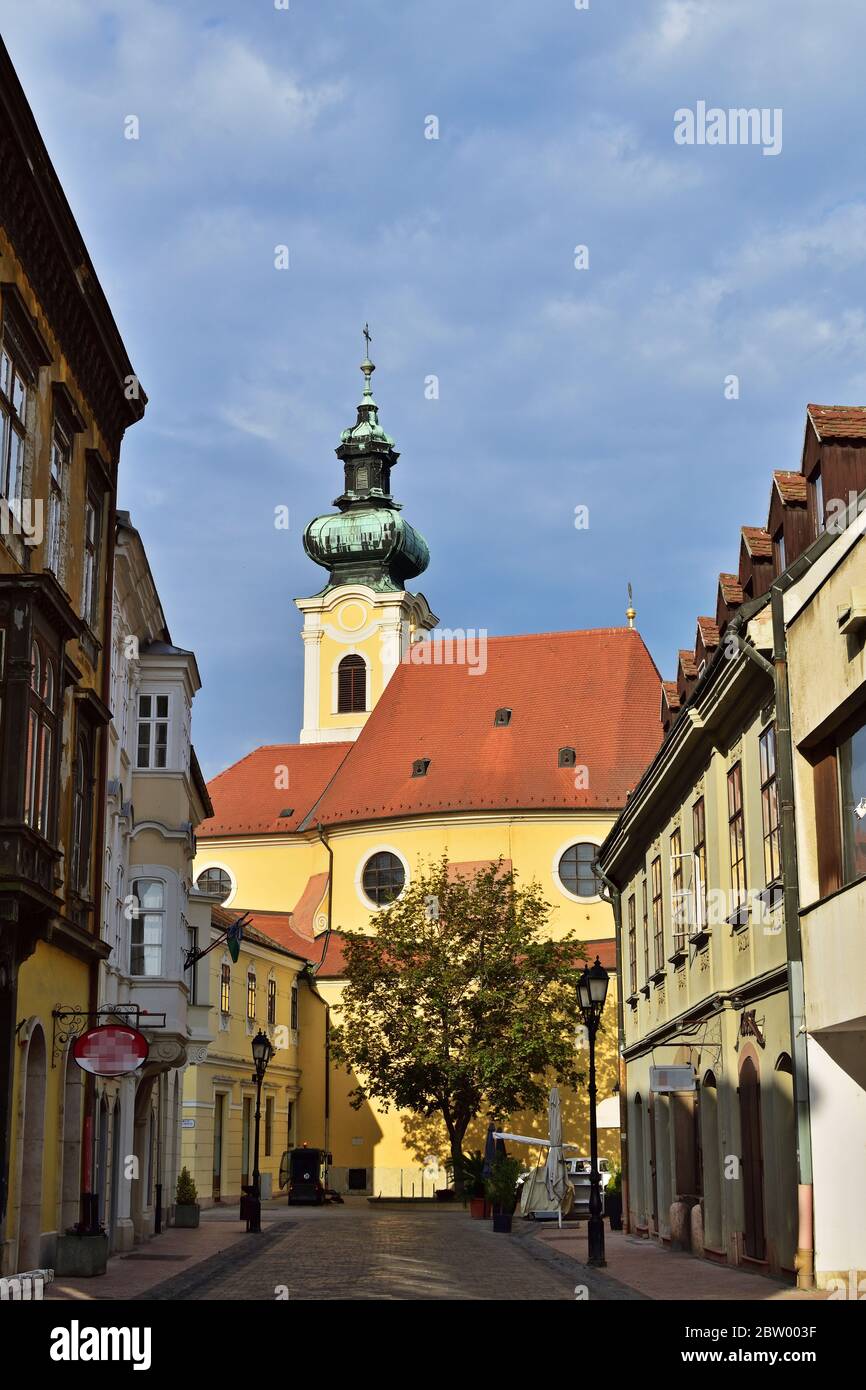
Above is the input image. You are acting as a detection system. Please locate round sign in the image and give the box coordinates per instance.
[73,1025,149,1076]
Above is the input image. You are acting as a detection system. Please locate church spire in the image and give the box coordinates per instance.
[302,336,430,593]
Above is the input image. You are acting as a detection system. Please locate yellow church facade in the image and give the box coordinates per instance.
[187,351,662,1199]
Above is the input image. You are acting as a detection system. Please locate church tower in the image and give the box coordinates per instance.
[296,335,438,744]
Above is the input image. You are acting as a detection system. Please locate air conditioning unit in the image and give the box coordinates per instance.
[837,588,866,636]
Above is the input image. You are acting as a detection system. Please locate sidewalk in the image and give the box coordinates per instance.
[531,1223,828,1301]
[45,1202,289,1301]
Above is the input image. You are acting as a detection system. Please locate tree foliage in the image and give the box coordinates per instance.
[330,857,587,1182]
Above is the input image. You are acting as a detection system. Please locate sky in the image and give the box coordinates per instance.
[3,0,866,777]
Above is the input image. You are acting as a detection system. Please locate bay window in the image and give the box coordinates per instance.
[136,693,169,768]
[130,878,165,976]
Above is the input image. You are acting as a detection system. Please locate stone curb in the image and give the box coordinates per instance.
[140,1223,295,1301]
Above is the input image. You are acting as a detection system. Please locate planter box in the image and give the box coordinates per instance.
[469,1197,486,1219]
[606,1192,623,1231]
[174,1204,200,1229]
[492,1211,513,1234]
[54,1232,109,1278]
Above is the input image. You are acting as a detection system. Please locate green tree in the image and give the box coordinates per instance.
[330,857,586,1191]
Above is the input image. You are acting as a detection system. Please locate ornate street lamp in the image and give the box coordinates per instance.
[577,955,610,1267]
[248,1029,275,1234]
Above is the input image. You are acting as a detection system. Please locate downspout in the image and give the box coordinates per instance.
[731,599,815,1288]
[595,864,629,1234]
[770,580,814,1290]
[316,824,333,1160]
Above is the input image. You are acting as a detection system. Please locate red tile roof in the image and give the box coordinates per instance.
[718,573,744,607]
[773,470,808,506]
[741,526,773,559]
[583,938,617,972]
[210,904,309,961]
[198,742,348,837]
[677,649,698,679]
[239,910,347,976]
[695,617,720,650]
[661,681,681,710]
[808,404,866,441]
[307,629,662,826]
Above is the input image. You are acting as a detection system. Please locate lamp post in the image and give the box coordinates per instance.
[577,955,610,1267]
[248,1029,275,1234]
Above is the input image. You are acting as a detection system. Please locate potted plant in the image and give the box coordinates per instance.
[174,1166,200,1228]
[54,1221,109,1277]
[485,1155,522,1233]
[606,1166,623,1231]
[461,1151,487,1219]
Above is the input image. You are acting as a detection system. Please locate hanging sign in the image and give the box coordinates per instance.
[73,1024,149,1076]
[650,1064,696,1093]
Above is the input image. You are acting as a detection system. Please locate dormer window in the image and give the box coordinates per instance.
[136,693,169,768]
[412,758,430,777]
[494,707,512,727]
[774,527,786,574]
[814,468,825,534]
[558,747,577,768]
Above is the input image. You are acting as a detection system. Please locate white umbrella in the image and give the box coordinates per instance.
[544,1086,568,1226]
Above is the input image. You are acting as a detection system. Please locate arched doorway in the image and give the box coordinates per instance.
[631,1094,646,1228]
[738,1053,766,1260]
[700,1071,723,1250]
[59,1046,83,1233]
[18,1026,47,1271]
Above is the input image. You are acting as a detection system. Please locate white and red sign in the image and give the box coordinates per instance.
[72,1025,149,1077]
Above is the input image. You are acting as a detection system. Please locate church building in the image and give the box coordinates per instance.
[186,348,662,1199]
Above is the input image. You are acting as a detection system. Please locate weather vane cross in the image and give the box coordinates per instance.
[363,323,372,356]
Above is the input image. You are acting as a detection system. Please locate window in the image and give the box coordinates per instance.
[641,879,649,983]
[773,527,786,575]
[558,842,601,898]
[268,976,277,1025]
[839,720,866,885]
[195,866,232,903]
[692,796,707,929]
[727,762,747,909]
[759,726,781,884]
[651,856,664,971]
[136,693,169,768]
[670,827,686,950]
[81,490,102,629]
[46,417,70,576]
[361,850,405,906]
[247,970,256,1020]
[290,979,299,1030]
[265,1097,274,1157]
[220,961,231,1014]
[130,879,164,976]
[814,468,825,534]
[70,725,95,895]
[337,654,366,713]
[24,639,56,838]
[627,894,637,995]
[0,334,29,509]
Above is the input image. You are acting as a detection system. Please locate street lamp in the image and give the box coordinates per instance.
[577,955,610,1267]
[248,1029,275,1234]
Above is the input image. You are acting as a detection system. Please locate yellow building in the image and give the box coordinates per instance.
[0,43,144,1274]
[190,349,662,1197]
[181,905,327,1204]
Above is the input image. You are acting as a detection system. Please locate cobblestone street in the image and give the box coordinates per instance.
[142,1205,579,1302]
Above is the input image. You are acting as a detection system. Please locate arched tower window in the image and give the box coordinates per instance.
[337,654,366,714]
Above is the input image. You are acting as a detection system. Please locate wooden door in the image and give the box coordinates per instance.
[739,1056,766,1259]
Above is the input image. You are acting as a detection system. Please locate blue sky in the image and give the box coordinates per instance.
[3,1,866,776]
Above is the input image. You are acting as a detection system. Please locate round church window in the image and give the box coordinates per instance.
[361,851,405,907]
[196,866,233,904]
[558,843,601,899]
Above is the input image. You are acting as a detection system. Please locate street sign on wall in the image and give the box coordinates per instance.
[72,1025,149,1077]
[649,1064,696,1093]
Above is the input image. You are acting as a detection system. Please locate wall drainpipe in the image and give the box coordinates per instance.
[732,610,815,1289]
[595,863,629,1234]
